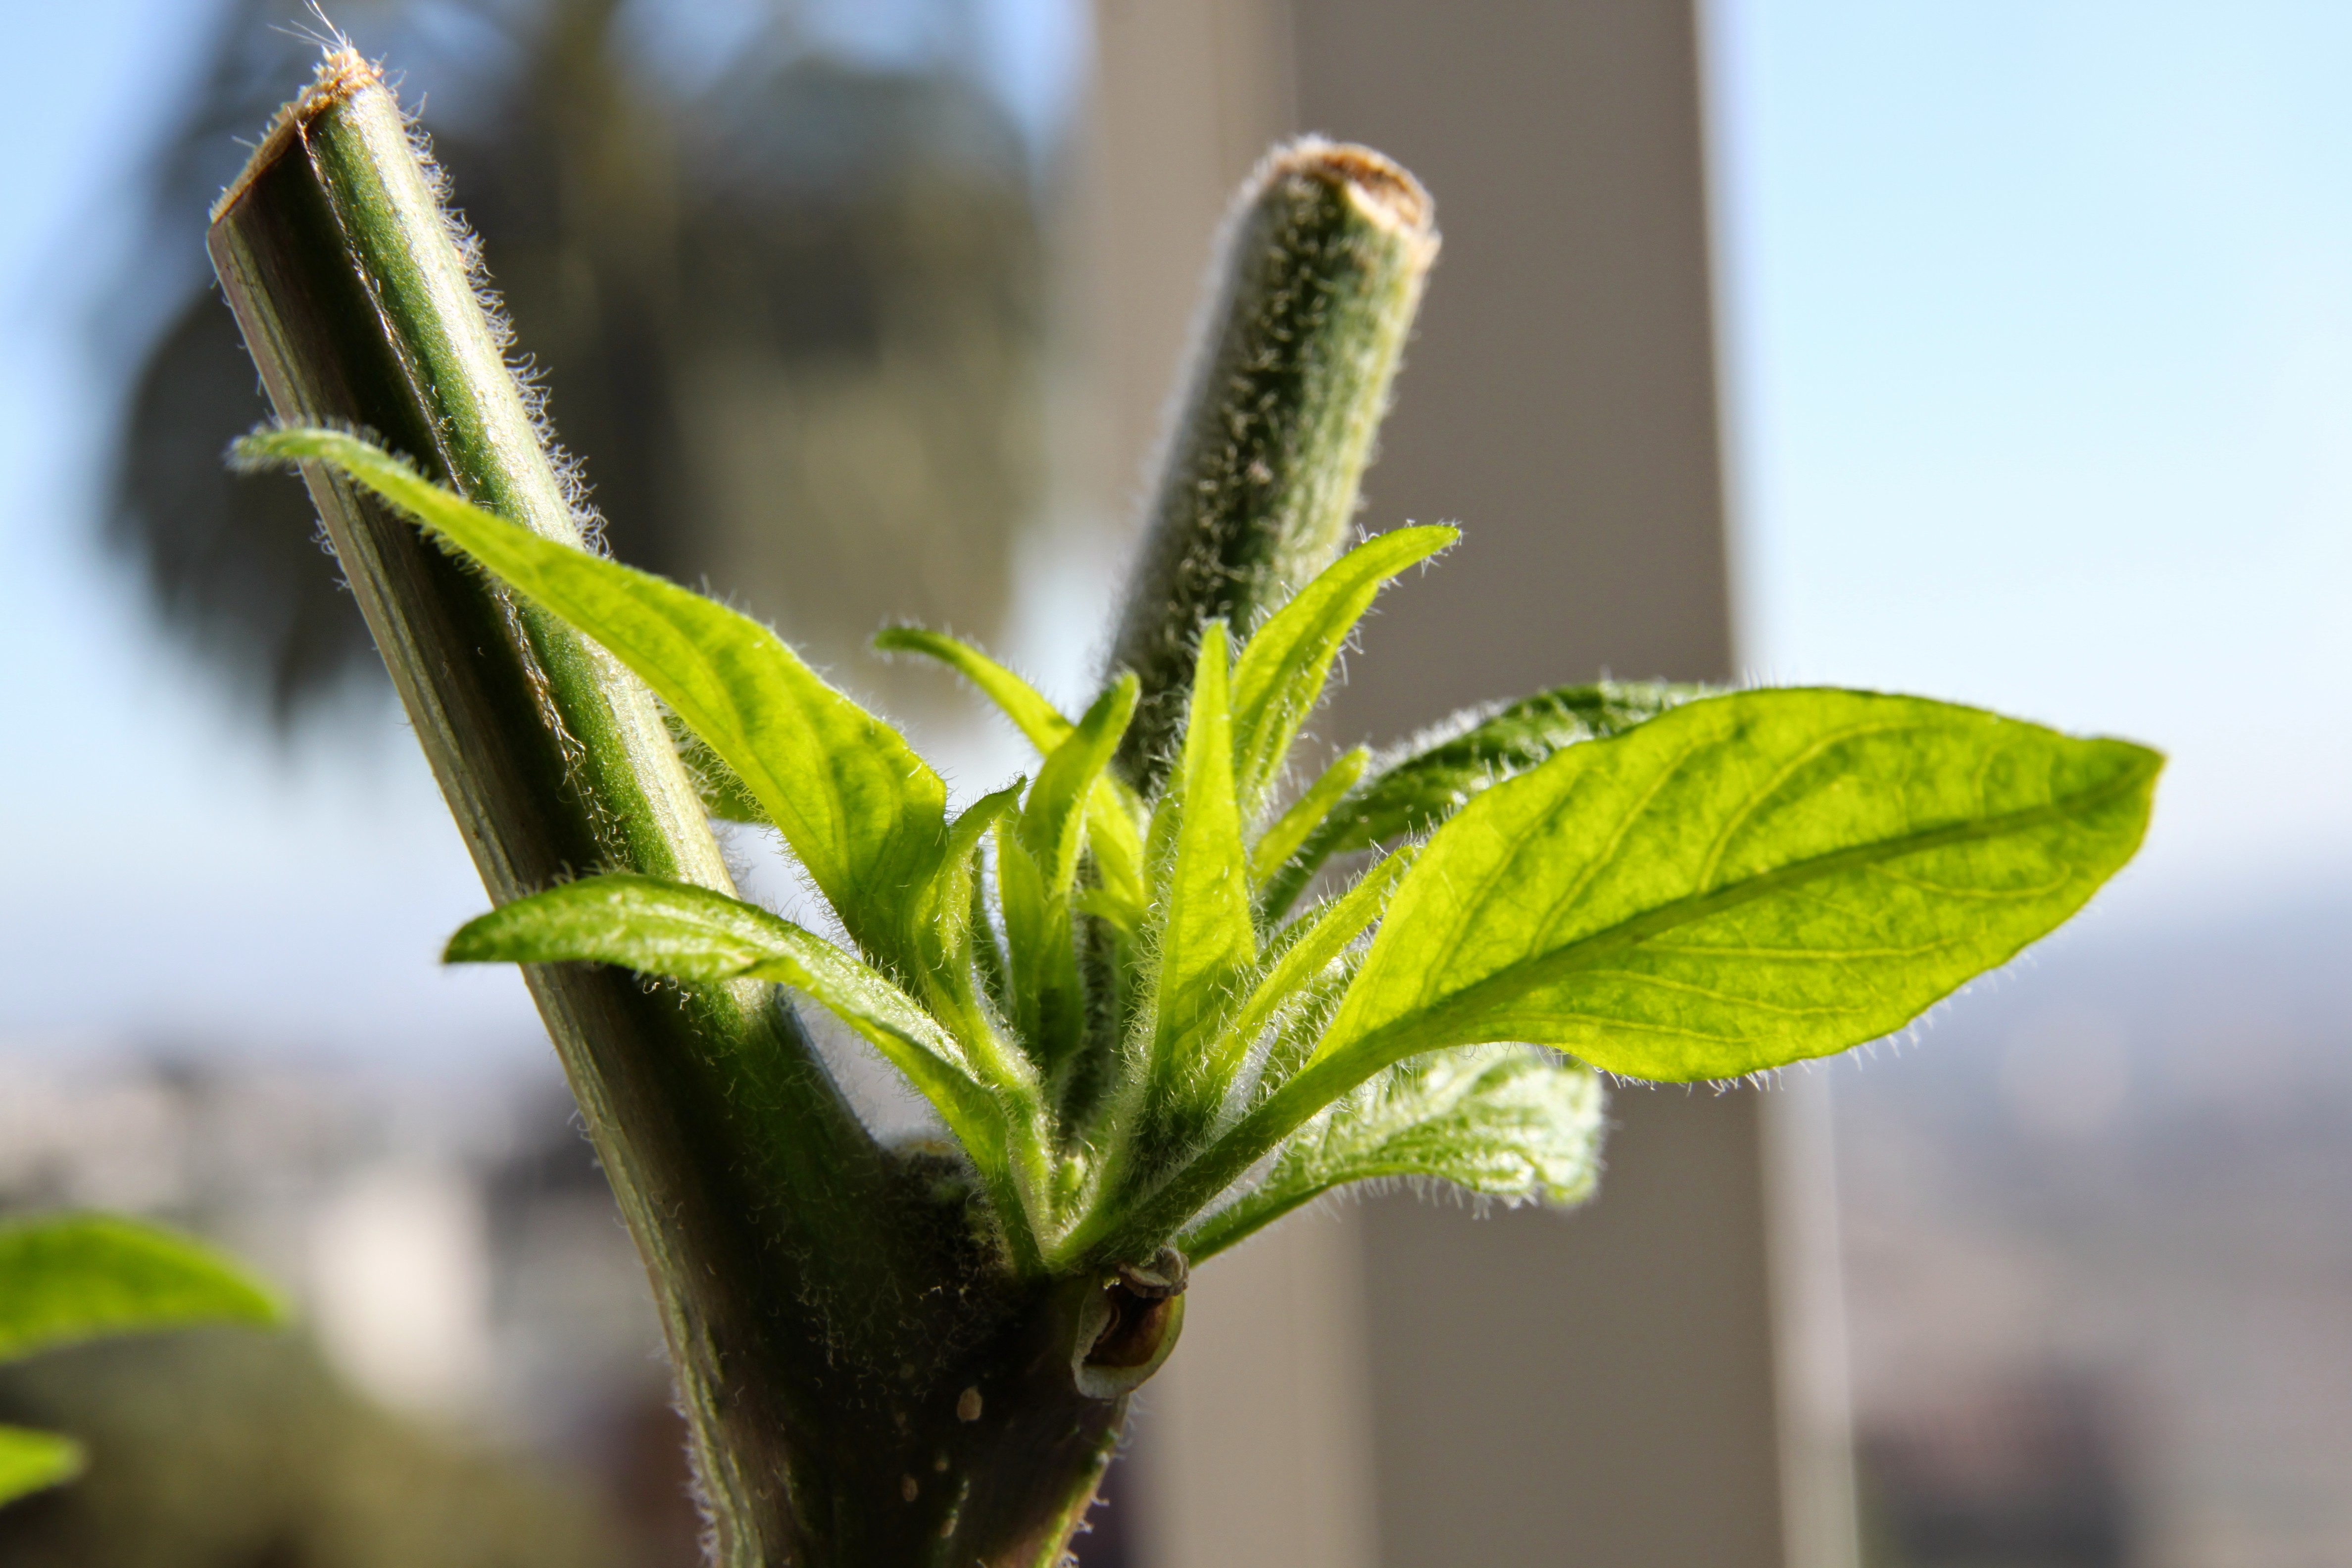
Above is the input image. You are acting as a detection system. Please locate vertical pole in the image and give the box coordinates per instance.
[1284,2,1851,1566]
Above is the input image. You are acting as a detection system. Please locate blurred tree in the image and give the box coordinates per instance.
[111,0,1047,724]
[0,1331,631,1567]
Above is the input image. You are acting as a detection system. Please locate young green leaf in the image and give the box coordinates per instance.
[1227,525,1456,811]
[0,1215,284,1366]
[992,681,1139,1075]
[1205,846,1418,1107]
[1021,677,1140,901]
[1178,1046,1603,1261]
[1141,625,1256,1132]
[911,783,1026,1046]
[446,872,1046,1263]
[238,428,947,970]
[1092,688,2160,1264]
[0,1426,83,1508]
[1250,746,1368,887]
[875,626,1072,753]
[878,625,1150,924]
[1259,682,1702,917]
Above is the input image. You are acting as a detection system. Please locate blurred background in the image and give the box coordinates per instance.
[0,2,2347,1566]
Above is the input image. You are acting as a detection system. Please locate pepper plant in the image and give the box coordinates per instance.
[213,46,2158,1568]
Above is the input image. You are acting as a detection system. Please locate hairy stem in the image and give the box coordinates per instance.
[208,51,993,1564]
[1107,140,1438,789]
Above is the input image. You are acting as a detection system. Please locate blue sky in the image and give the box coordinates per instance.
[1709,0,2352,925]
[1,2,2344,1073]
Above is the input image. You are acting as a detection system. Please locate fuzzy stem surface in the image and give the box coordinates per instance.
[209,51,1124,1567]
[1107,140,1438,788]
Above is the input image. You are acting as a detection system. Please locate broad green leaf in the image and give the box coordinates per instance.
[1205,846,1417,1103]
[0,1215,283,1364]
[0,1426,83,1507]
[1259,682,1702,917]
[1314,688,2162,1083]
[1179,1046,1603,1261]
[241,429,946,968]
[1250,747,1367,886]
[878,626,1149,924]
[1227,526,1456,812]
[1143,625,1256,1105]
[445,875,1031,1177]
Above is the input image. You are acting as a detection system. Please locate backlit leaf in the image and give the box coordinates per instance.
[878,625,1148,924]
[445,874,1032,1188]
[1142,625,1256,1121]
[1227,526,1455,812]
[1179,1046,1603,1261]
[239,429,947,969]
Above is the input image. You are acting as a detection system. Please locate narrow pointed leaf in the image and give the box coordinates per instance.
[1179,1046,1603,1260]
[994,821,1080,1069]
[0,1216,283,1365]
[1228,525,1455,811]
[1020,677,1139,899]
[1138,625,1256,1150]
[1208,846,1417,1102]
[911,783,1026,1044]
[446,874,1024,1171]
[240,429,947,967]
[1250,746,1368,887]
[879,625,1149,924]
[1260,682,1702,917]
[0,1427,83,1507]
[1147,627,1256,1056]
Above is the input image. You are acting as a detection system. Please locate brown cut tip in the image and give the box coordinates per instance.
[1257,136,1437,248]
[211,48,385,224]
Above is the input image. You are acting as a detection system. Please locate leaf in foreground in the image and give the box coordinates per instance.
[1180,1046,1602,1261]
[1317,687,2162,1083]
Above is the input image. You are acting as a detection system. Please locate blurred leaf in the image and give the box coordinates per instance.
[1316,688,2162,1082]
[0,1425,84,1508]
[1180,1046,1603,1261]
[879,626,1149,923]
[0,1216,282,1367]
[1209,846,1418,1106]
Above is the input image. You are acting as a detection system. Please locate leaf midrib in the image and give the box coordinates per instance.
[1332,752,2156,1070]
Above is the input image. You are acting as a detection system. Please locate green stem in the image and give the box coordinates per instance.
[209,52,1033,1564]
[1107,140,1438,789]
